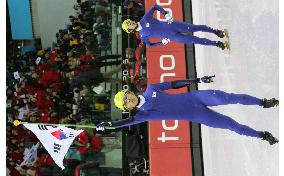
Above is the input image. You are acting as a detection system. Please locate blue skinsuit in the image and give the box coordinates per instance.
[138,4,218,47]
[113,82,263,138]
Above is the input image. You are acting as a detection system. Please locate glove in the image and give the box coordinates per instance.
[165,13,173,24]
[162,38,170,45]
[201,75,215,83]
[96,122,112,132]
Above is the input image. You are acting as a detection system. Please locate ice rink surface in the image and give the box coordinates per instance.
[191,0,279,175]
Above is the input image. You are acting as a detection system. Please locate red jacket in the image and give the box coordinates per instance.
[8,167,20,176]
[75,132,90,154]
[11,152,24,163]
[76,132,89,144]
[39,116,59,124]
[12,126,28,139]
[35,63,50,74]
[37,109,59,123]
[37,153,55,167]
[34,99,53,109]
[75,132,102,154]
[80,54,93,62]
[91,136,102,153]
[34,90,48,100]
[33,90,54,109]
[49,49,59,64]
[74,65,97,76]
[24,85,38,95]
[37,70,62,88]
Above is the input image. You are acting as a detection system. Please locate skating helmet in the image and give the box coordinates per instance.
[122,19,131,34]
[114,89,128,111]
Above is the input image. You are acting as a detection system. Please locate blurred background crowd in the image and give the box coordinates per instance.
[6,0,147,175]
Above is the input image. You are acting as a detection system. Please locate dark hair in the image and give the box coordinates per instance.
[78,14,83,19]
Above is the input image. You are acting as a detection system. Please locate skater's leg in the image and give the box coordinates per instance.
[186,24,215,33]
[193,108,262,138]
[192,90,262,106]
[172,21,215,33]
[171,33,218,46]
[172,21,228,38]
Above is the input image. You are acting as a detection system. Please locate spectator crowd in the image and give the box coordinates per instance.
[6,0,127,175]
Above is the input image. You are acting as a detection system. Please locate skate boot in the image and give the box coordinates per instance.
[216,41,230,50]
[261,98,279,108]
[214,29,229,38]
[261,131,278,145]
[214,29,225,38]
[201,75,215,83]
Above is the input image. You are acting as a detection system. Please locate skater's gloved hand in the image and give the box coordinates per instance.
[162,38,170,45]
[201,75,215,83]
[96,122,112,132]
[165,13,173,24]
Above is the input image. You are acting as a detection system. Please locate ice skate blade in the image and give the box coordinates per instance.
[223,29,229,39]
[224,41,230,50]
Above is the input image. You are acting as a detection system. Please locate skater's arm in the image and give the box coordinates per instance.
[144,3,167,20]
[148,81,172,91]
[149,76,215,91]
[97,116,144,130]
[152,3,168,15]
[141,36,163,47]
[111,117,136,128]
[149,80,197,91]
[171,78,201,89]
[171,76,215,89]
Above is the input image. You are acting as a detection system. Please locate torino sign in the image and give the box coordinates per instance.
[146,1,193,176]
[158,55,179,143]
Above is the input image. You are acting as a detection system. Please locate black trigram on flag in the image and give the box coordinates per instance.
[53,143,62,153]
[68,133,75,138]
[38,125,49,130]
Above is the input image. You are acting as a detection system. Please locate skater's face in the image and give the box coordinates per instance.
[126,20,137,32]
[123,91,139,110]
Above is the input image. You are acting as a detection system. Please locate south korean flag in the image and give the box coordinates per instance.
[23,124,83,169]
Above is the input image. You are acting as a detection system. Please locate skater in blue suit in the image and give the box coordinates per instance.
[96,76,279,145]
[122,3,229,50]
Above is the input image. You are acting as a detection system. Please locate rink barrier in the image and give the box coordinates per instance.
[146,1,193,176]
[182,0,205,175]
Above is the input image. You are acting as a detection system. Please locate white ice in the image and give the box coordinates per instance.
[191,0,279,176]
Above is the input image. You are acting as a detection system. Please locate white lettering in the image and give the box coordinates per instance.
[122,70,129,81]
[162,120,178,130]
[160,73,176,82]
[158,132,179,142]
[122,59,128,64]
[122,85,129,90]
[156,0,172,6]
[160,55,175,70]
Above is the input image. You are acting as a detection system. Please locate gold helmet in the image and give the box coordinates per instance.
[114,89,128,111]
[122,19,131,34]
